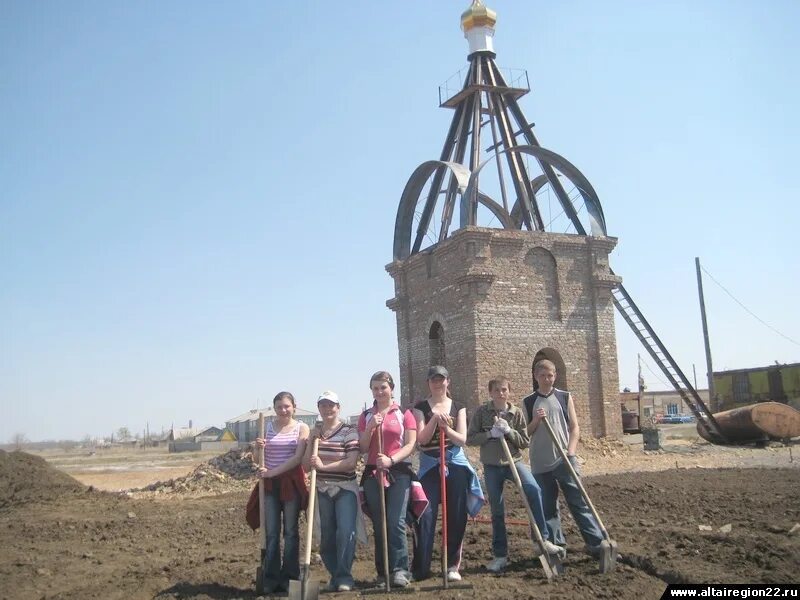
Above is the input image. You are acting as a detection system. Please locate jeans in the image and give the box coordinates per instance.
[484,461,550,558]
[412,463,470,579]
[317,488,357,588]
[533,459,604,548]
[263,487,300,590]
[362,472,411,578]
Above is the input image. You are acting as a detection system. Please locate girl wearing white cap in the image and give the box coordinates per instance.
[303,390,361,592]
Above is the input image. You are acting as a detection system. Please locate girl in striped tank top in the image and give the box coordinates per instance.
[254,391,310,594]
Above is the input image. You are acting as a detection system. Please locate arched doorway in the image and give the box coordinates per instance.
[532,348,567,391]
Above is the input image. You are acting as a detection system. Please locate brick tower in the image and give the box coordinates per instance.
[386,1,623,437]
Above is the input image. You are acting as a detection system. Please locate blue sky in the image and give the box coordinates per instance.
[2,1,798,442]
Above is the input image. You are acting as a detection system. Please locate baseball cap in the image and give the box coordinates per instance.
[427,365,449,380]
[317,390,340,404]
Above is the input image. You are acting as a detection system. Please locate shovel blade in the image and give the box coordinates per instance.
[536,551,562,581]
[550,553,565,576]
[255,567,264,594]
[598,539,618,574]
[288,578,319,600]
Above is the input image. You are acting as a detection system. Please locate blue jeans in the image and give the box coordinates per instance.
[363,472,411,578]
[413,463,470,579]
[317,488,357,588]
[263,487,300,590]
[484,461,550,558]
[533,459,604,548]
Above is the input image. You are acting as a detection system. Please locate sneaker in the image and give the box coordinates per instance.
[485,556,509,573]
[446,568,462,582]
[585,543,603,557]
[337,584,353,592]
[391,571,411,588]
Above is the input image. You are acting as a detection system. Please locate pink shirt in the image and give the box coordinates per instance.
[358,403,417,466]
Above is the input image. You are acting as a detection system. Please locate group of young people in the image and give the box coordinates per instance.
[251,360,606,593]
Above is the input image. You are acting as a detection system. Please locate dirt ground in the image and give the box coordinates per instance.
[1,435,799,600]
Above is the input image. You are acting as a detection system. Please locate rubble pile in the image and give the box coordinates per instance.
[132,448,258,497]
[579,435,630,457]
[207,448,260,479]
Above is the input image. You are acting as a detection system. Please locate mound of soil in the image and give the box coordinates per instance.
[0,450,86,510]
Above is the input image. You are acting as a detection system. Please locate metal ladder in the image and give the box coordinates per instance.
[611,281,728,444]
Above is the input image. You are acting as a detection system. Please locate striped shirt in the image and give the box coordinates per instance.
[264,420,301,470]
[316,422,360,483]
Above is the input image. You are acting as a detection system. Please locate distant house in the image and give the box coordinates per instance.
[714,362,800,411]
[226,407,319,445]
[164,426,238,453]
[620,388,709,420]
[195,426,225,442]
[114,436,139,448]
[171,427,201,440]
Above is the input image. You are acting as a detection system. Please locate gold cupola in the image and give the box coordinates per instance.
[460,0,497,32]
[460,1,497,54]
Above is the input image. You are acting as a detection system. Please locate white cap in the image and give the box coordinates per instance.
[317,390,340,404]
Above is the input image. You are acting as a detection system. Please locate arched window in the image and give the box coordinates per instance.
[524,247,561,321]
[429,321,446,367]
[532,348,567,391]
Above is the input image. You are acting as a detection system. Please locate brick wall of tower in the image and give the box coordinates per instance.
[386,226,624,438]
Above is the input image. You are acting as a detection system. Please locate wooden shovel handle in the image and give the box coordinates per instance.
[539,416,609,539]
[258,415,266,551]
[498,435,557,580]
[439,424,448,588]
[376,422,391,591]
[303,437,320,567]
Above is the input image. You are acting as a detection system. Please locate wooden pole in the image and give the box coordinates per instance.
[696,257,717,412]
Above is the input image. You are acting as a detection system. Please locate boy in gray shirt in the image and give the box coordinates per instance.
[523,360,604,557]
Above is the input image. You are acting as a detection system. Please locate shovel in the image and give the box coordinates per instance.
[376,423,392,592]
[255,414,267,594]
[438,425,448,589]
[416,422,472,593]
[497,434,560,580]
[289,437,320,600]
[363,419,417,596]
[540,416,618,573]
